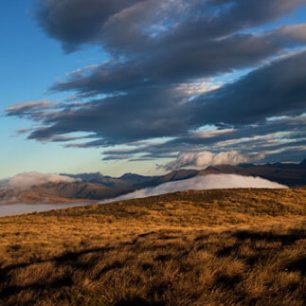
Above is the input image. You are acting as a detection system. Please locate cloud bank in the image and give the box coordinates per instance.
[0,172,77,190]
[101,174,287,203]
[164,151,264,170]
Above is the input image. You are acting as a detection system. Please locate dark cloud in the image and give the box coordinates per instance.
[23,87,190,144]
[6,0,306,167]
[35,0,145,51]
[99,114,306,163]
[193,50,306,125]
[50,51,306,147]
[6,52,306,159]
[36,0,306,51]
[52,26,306,96]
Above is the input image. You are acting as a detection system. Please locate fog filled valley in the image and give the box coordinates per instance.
[1,159,306,212]
[0,172,287,217]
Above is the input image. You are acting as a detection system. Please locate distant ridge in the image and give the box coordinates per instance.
[1,158,306,204]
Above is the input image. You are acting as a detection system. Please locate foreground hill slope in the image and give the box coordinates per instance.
[0,188,305,306]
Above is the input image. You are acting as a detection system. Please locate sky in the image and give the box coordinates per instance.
[1,0,306,179]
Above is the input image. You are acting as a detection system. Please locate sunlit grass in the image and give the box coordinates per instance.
[0,188,305,305]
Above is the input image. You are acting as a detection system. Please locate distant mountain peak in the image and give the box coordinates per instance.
[120,173,147,180]
[62,172,105,182]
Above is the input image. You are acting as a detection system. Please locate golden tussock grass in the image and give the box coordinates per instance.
[0,188,305,305]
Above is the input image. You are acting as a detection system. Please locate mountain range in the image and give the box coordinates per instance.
[1,159,305,204]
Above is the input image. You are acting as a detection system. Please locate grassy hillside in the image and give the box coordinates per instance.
[0,188,305,306]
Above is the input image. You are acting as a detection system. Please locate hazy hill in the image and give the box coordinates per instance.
[0,188,305,305]
[0,181,127,204]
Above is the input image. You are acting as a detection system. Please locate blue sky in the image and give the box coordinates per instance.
[1,1,306,178]
[0,1,96,177]
[0,1,162,178]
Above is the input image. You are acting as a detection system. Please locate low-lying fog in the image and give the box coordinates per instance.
[101,174,287,203]
[0,174,287,217]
